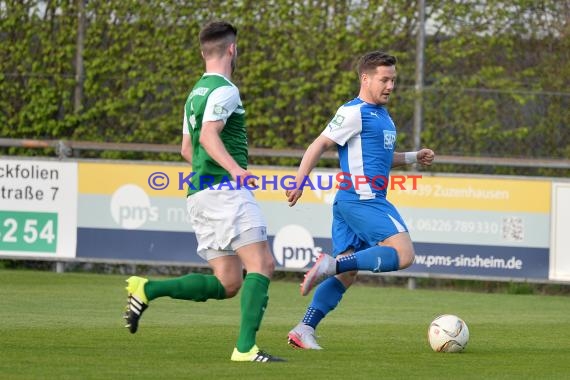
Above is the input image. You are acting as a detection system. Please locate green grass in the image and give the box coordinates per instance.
[1,269,569,379]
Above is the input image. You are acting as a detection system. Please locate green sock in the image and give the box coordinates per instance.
[144,273,226,302]
[236,273,270,353]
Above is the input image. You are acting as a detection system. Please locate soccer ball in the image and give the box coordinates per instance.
[428,314,469,353]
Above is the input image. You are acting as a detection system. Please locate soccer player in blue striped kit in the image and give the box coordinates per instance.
[286,51,435,349]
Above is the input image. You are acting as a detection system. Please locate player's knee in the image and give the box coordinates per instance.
[398,250,415,269]
[261,255,276,278]
[223,281,242,298]
[246,253,275,278]
[219,275,243,298]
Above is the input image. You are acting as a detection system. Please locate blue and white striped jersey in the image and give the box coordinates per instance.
[321,97,397,201]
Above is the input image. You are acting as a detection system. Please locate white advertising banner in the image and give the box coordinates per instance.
[550,182,570,281]
[0,158,78,258]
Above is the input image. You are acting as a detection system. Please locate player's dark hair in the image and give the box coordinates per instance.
[357,51,397,77]
[199,21,237,58]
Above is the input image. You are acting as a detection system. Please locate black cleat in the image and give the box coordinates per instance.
[123,276,149,334]
[123,295,148,334]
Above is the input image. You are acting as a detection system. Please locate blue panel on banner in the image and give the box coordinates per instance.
[77,228,334,268]
[406,242,549,279]
[77,229,546,280]
[77,228,203,263]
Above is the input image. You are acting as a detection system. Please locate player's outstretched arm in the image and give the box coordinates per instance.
[286,135,336,207]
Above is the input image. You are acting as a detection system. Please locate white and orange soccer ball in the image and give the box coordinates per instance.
[428,314,469,353]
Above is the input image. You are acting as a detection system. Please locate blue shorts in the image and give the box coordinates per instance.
[331,197,408,256]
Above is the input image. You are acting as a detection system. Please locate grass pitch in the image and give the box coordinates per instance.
[1,269,569,379]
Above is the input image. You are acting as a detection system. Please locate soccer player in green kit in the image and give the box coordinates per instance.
[123,21,284,363]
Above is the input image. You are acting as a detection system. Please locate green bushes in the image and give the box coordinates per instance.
[1,1,568,172]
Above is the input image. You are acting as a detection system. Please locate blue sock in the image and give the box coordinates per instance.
[337,246,399,273]
[302,277,346,329]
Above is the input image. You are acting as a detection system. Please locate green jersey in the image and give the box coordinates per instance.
[183,73,248,196]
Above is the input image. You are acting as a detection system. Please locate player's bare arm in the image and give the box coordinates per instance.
[180,133,193,165]
[200,120,256,187]
[287,135,336,207]
[392,148,435,167]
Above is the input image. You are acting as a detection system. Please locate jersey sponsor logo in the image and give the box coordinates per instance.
[370,111,380,118]
[327,114,345,131]
[383,130,396,150]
